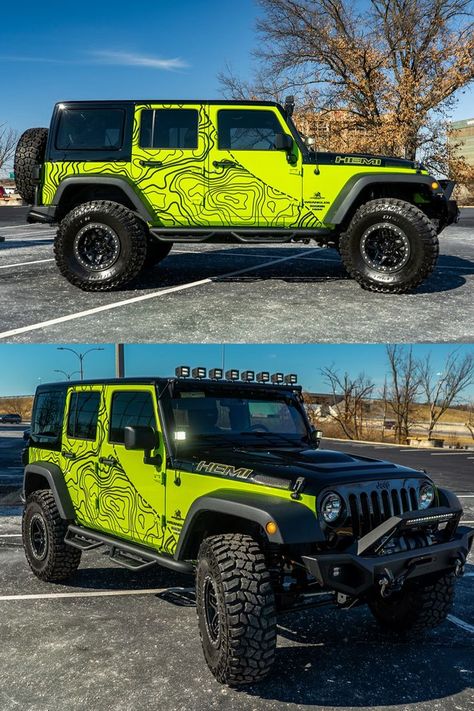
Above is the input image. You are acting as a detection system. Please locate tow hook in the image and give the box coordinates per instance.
[453,554,466,578]
[378,568,406,598]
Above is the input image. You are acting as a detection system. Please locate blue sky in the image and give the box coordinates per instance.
[0,343,473,398]
[0,0,473,143]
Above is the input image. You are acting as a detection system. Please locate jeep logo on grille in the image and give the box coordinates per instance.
[376,481,391,490]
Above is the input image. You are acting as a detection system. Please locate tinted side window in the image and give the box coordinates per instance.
[109,392,156,444]
[218,110,283,150]
[31,390,66,448]
[56,109,125,150]
[140,109,198,149]
[67,392,101,440]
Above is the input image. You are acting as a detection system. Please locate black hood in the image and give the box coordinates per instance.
[178,446,427,493]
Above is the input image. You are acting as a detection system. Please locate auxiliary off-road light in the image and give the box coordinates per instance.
[241,370,255,382]
[209,368,223,380]
[192,367,207,379]
[320,492,343,523]
[175,365,190,378]
[271,372,284,384]
[265,521,278,535]
[418,483,435,510]
[284,373,298,385]
[431,181,440,190]
[174,431,187,441]
[225,369,240,381]
[256,371,270,383]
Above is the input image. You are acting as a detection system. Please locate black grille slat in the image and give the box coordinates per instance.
[345,481,421,539]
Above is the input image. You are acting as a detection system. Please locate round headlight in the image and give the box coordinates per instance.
[418,483,435,510]
[320,492,343,523]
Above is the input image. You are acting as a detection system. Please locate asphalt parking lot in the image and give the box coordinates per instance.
[1,206,473,343]
[0,428,473,710]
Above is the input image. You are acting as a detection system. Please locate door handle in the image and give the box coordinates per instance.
[62,451,76,460]
[99,456,117,467]
[140,160,163,167]
[213,160,236,168]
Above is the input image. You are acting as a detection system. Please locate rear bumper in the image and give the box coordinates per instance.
[302,510,473,597]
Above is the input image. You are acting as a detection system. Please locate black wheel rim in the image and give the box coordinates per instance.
[29,514,48,560]
[360,223,411,273]
[73,223,121,271]
[203,575,221,646]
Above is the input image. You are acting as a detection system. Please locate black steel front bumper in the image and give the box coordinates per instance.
[302,508,474,597]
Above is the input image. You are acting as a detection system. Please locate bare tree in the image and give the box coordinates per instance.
[465,403,474,441]
[0,124,18,170]
[321,366,375,439]
[220,0,474,165]
[418,350,473,440]
[386,345,420,443]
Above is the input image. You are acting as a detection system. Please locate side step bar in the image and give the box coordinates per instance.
[65,525,194,575]
[150,227,333,244]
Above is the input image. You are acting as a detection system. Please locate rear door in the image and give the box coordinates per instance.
[60,386,104,527]
[97,385,166,549]
[206,105,303,227]
[132,103,207,228]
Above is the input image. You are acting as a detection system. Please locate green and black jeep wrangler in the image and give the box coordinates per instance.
[22,368,473,685]
[15,98,458,293]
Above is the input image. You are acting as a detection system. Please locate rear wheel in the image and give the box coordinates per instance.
[369,572,455,634]
[339,198,439,293]
[22,490,81,582]
[54,200,147,291]
[196,533,277,685]
[14,127,49,204]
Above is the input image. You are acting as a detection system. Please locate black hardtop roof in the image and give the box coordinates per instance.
[36,378,302,395]
[55,99,283,109]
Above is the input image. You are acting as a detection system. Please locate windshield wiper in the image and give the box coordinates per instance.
[237,431,309,449]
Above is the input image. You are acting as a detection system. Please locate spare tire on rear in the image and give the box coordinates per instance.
[14,127,49,204]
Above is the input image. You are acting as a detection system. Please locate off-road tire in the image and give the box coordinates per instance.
[369,572,455,635]
[55,200,147,291]
[339,198,439,293]
[144,236,173,268]
[14,128,49,204]
[22,490,81,582]
[196,533,277,685]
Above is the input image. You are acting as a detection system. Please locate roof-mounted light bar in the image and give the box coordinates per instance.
[174,366,298,385]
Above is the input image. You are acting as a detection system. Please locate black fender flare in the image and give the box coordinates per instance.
[174,488,324,560]
[52,176,154,222]
[437,486,462,511]
[324,173,441,225]
[23,462,75,520]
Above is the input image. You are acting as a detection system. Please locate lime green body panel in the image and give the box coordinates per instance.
[41,103,426,231]
[28,383,316,558]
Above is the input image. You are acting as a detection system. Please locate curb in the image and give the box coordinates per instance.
[323,436,474,451]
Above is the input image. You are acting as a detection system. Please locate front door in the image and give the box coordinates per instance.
[97,386,166,549]
[132,103,207,228]
[205,105,303,227]
[60,386,104,528]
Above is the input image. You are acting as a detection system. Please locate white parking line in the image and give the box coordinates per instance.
[0,248,320,340]
[447,615,474,634]
[0,534,21,538]
[430,452,472,456]
[0,586,193,602]
[0,258,54,270]
[458,495,474,498]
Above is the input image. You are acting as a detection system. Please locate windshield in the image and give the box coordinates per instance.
[167,391,310,450]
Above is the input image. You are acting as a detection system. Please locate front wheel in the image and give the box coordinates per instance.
[339,198,439,293]
[55,200,148,291]
[369,572,455,635]
[196,533,277,685]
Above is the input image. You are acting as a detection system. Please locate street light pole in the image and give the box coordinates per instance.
[54,369,81,381]
[57,347,104,380]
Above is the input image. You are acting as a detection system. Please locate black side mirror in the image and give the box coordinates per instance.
[124,425,161,466]
[274,133,293,152]
[310,429,323,447]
